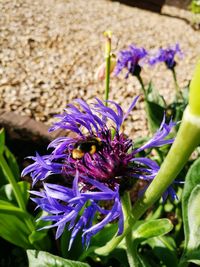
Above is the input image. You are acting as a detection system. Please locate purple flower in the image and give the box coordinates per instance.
[148,44,182,69]
[22,97,175,248]
[114,45,147,78]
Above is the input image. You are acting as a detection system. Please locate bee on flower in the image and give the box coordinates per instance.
[22,97,176,249]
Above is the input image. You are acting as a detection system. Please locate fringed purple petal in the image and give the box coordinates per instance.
[148,43,183,69]
[123,95,140,121]
[22,153,62,186]
[114,45,147,77]
[134,116,175,154]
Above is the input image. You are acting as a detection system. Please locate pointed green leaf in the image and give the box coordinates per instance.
[0,199,28,217]
[0,181,30,205]
[187,185,200,250]
[0,165,7,187]
[0,213,32,248]
[146,82,166,106]
[145,82,166,133]
[182,157,200,246]
[0,128,5,155]
[132,219,173,243]
[4,146,20,179]
[131,219,175,267]
[145,236,178,267]
[28,211,52,251]
[145,101,165,133]
[27,250,91,267]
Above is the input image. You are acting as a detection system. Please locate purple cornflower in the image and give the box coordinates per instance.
[22,97,175,248]
[148,44,182,70]
[114,45,147,78]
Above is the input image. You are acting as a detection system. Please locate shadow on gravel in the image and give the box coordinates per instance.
[111,0,165,13]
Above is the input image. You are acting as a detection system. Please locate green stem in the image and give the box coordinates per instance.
[171,68,182,100]
[137,75,146,96]
[126,234,140,267]
[123,192,140,267]
[95,191,134,255]
[0,154,26,211]
[105,34,111,106]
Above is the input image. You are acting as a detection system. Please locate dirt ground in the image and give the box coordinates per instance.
[0,0,200,138]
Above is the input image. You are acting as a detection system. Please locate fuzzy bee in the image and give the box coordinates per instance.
[72,137,103,159]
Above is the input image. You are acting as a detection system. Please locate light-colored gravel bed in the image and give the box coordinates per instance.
[0,0,200,138]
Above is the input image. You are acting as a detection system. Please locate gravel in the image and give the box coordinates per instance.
[0,0,200,138]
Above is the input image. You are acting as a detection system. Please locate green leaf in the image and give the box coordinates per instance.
[132,219,173,243]
[27,250,91,267]
[145,82,166,133]
[0,128,5,154]
[0,199,28,217]
[145,236,178,267]
[0,181,30,205]
[76,223,118,261]
[145,101,165,133]
[4,146,20,179]
[180,158,200,265]
[28,231,51,251]
[102,248,129,267]
[0,213,32,248]
[187,185,200,249]
[146,82,166,107]
[182,157,200,246]
[92,222,118,246]
[0,164,7,187]
[28,211,52,251]
[129,219,174,267]
[19,181,30,204]
[179,250,200,266]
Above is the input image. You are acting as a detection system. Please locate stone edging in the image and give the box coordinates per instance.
[0,109,64,146]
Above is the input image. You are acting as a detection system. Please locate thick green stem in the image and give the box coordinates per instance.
[104,33,111,105]
[0,154,26,211]
[96,107,200,255]
[96,60,200,257]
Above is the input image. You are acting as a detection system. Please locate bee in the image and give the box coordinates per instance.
[72,137,103,159]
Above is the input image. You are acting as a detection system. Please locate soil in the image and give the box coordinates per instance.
[0,0,200,139]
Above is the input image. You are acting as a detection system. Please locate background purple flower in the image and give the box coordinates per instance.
[114,45,147,78]
[148,44,182,69]
[22,97,175,248]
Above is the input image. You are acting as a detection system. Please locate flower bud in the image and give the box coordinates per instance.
[95,56,116,81]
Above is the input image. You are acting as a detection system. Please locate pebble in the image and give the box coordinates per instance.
[0,0,200,138]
